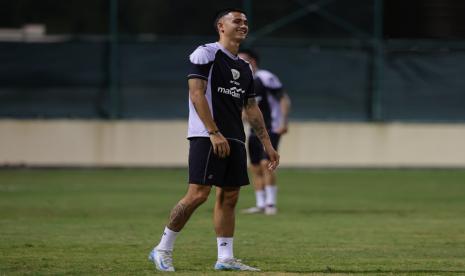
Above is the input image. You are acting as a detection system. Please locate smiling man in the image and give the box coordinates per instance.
[148,8,279,272]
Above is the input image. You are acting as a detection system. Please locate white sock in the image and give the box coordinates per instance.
[156,226,179,251]
[265,185,277,206]
[217,237,234,261]
[255,190,266,209]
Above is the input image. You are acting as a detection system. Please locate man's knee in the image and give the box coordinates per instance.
[259,159,269,171]
[192,190,210,205]
[217,188,240,208]
[186,184,211,206]
[251,164,264,178]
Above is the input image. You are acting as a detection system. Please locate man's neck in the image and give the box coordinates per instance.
[218,39,241,56]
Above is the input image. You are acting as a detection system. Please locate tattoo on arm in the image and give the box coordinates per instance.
[246,97,256,108]
[246,97,269,141]
[250,117,268,141]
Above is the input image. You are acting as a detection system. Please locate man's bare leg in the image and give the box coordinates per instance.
[262,160,278,215]
[167,184,212,231]
[242,164,266,213]
[149,184,212,271]
[155,184,211,251]
[214,186,240,261]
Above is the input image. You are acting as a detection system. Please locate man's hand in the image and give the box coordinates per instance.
[210,132,230,158]
[264,144,280,170]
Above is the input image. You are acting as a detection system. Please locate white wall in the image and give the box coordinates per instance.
[1,119,465,167]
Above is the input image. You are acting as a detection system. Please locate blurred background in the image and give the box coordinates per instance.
[1,0,465,167]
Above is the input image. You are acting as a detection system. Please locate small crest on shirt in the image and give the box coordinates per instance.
[231,69,240,80]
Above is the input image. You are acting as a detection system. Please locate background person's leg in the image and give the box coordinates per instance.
[263,165,278,215]
[243,164,266,213]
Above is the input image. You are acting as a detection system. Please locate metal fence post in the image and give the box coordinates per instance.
[243,0,253,30]
[108,0,120,119]
[372,0,384,121]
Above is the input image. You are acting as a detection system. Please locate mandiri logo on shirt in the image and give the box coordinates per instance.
[231,69,240,80]
[217,86,244,98]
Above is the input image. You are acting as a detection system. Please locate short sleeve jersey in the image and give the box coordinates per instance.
[252,69,284,134]
[187,42,256,142]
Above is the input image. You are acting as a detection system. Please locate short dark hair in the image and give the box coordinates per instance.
[238,48,259,64]
[213,8,247,33]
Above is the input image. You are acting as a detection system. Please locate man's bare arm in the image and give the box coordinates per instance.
[244,97,280,169]
[244,98,270,142]
[188,78,230,158]
[277,92,291,134]
[189,79,218,133]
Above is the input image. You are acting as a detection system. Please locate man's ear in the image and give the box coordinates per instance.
[217,20,224,33]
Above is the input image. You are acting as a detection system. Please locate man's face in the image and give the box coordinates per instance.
[218,12,248,41]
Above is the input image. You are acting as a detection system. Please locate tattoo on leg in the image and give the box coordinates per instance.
[167,202,188,230]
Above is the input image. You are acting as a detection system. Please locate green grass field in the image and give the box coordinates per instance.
[1,169,465,275]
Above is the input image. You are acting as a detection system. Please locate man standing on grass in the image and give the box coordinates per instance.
[148,8,279,272]
[239,49,291,215]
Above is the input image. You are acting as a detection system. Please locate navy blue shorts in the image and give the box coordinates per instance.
[248,132,281,165]
[188,137,249,187]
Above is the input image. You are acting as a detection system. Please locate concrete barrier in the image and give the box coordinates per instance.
[1,119,465,168]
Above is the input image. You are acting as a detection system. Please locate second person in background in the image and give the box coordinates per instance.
[239,49,291,215]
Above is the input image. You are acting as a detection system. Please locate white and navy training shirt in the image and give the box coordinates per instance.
[187,42,256,142]
[251,69,284,135]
